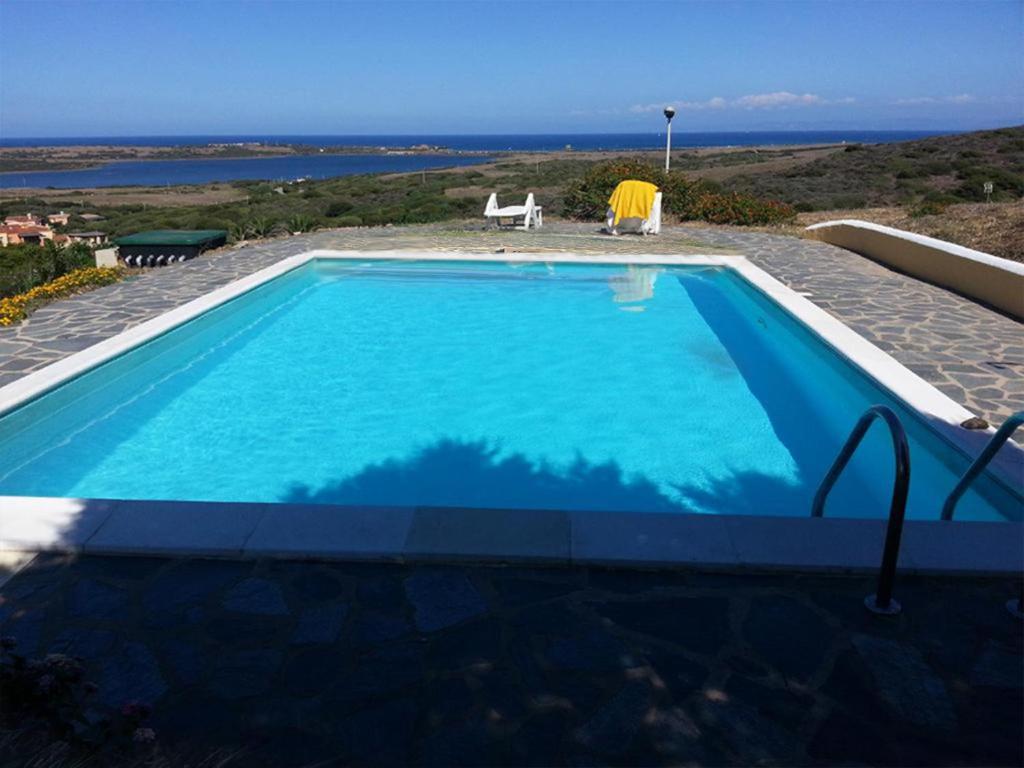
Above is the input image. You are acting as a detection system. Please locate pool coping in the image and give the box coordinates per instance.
[1,495,1020,575]
[0,249,1020,575]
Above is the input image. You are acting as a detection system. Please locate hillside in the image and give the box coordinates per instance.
[720,201,1023,262]
[719,126,1024,210]
[2,128,1022,261]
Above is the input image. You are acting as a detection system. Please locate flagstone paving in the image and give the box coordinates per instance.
[0,221,1020,424]
[1,554,1021,767]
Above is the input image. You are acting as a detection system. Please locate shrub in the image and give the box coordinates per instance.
[227,221,248,242]
[922,190,960,205]
[286,214,317,233]
[325,200,354,218]
[831,195,868,210]
[953,166,1024,201]
[909,200,947,217]
[244,217,277,238]
[0,637,157,755]
[0,241,94,299]
[562,158,707,220]
[689,192,796,226]
[562,157,792,225]
[193,216,233,231]
[333,215,362,228]
[0,267,124,326]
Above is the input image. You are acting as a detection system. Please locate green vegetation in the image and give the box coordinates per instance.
[563,158,795,225]
[0,266,124,326]
[723,126,1024,210]
[563,159,706,219]
[0,160,594,242]
[0,241,94,299]
[689,191,796,225]
[0,155,794,241]
[0,127,1018,247]
[0,171,489,240]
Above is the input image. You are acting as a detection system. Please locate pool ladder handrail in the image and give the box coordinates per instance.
[811,405,911,615]
[941,411,1024,522]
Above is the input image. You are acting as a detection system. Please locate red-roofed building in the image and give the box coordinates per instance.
[3,213,43,227]
[0,224,56,247]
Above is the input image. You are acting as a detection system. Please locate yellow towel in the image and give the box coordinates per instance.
[608,180,658,225]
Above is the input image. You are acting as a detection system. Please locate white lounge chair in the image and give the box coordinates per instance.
[606,182,662,236]
[484,193,543,230]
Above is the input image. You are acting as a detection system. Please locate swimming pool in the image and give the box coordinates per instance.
[0,256,1019,524]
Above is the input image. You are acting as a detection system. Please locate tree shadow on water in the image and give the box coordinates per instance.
[673,468,812,517]
[282,438,687,512]
[281,438,811,515]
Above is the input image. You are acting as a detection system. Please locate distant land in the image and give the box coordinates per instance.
[0,126,1020,261]
[0,131,951,187]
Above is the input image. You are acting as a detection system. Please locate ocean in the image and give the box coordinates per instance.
[0,131,949,189]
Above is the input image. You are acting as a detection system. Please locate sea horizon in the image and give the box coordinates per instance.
[0,129,958,150]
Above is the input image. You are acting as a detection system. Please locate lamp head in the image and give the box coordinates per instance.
[663,106,676,121]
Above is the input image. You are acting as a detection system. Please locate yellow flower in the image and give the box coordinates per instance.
[0,267,124,326]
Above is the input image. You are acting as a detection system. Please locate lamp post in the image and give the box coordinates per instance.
[663,106,676,172]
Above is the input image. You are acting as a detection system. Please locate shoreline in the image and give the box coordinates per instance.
[0,146,498,176]
[0,142,852,192]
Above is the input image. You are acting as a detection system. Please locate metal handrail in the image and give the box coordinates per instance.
[811,405,911,615]
[941,411,1024,521]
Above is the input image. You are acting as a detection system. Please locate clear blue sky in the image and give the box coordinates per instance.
[1,0,1021,137]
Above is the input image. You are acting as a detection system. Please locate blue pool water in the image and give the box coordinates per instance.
[0,260,1018,521]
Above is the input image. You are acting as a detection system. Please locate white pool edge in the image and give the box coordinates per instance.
[0,249,1020,574]
[1,496,1020,576]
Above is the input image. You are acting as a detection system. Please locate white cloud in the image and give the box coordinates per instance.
[894,94,977,106]
[628,103,662,114]
[629,92,853,114]
[679,96,728,111]
[628,98,728,113]
[734,91,823,108]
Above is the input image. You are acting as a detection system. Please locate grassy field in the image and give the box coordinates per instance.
[0,126,1020,258]
[795,200,1024,261]
[720,126,1024,210]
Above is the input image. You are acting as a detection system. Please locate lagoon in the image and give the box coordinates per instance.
[0,153,493,190]
[0,130,948,189]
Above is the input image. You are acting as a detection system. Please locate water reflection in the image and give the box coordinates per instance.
[609,266,662,311]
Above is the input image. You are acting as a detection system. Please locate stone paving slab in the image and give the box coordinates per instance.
[1,554,1020,766]
[0,221,1020,424]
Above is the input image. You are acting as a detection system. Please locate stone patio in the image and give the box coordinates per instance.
[0,221,1021,424]
[1,554,1021,767]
